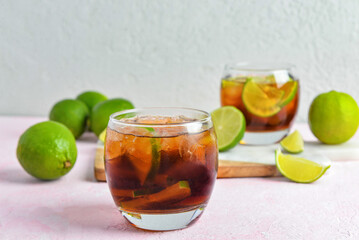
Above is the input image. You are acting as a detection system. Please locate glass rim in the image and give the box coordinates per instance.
[225,61,295,72]
[109,107,212,128]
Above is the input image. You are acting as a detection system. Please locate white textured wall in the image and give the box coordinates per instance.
[1,0,359,122]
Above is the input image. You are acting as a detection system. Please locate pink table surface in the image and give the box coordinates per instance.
[1,116,359,240]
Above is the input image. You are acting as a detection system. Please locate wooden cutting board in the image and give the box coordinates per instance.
[94,139,359,181]
[94,144,280,181]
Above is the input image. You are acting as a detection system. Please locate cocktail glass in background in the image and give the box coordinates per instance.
[221,62,299,145]
[104,108,218,231]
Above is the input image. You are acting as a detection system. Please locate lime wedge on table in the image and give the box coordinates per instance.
[211,106,246,152]
[242,79,284,117]
[280,130,304,153]
[275,149,330,183]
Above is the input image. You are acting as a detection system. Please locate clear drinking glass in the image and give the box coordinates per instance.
[221,62,299,145]
[104,108,218,231]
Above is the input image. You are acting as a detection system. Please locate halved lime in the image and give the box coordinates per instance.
[242,79,284,117]
[280,130,304,153]
[279,80,298,107]
[211,106,246,152]
[275,149,330,183]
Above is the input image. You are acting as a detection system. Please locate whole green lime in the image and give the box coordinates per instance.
[76,91,108,113]
[308,90,359,144]
[16,121,77,180]
[49,99,89,139]
[90,98,134,136]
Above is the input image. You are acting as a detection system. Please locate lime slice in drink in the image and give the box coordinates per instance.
[120,181,191,210]
[211,106,246,152]
[280,130,304,153]
[221,76,246,87]
[265,75,276,84]
[242,79,285,117]
[275,149,330,183]
[128,127,160,185]
[279,80,298,107]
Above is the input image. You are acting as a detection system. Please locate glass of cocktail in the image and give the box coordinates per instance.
[221,62,299,145]
[104,108,218,231]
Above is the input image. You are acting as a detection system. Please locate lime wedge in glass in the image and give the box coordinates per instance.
[278,80,298,107]
[133,127,160,184]
[242,79,284,117]
[211,106,246,152]
[280,130,304,153]
[275,149,330,183]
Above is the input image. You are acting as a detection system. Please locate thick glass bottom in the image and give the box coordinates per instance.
[241,128,289,145]
[121,206,205,231]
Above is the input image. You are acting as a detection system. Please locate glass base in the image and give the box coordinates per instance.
[121,206,205,231]
[241,129,289,145]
